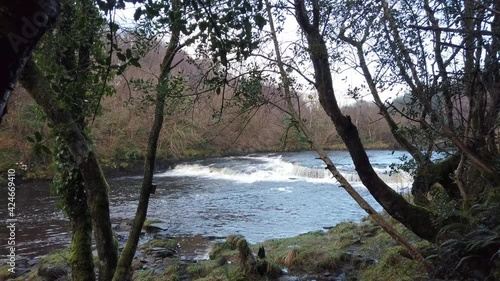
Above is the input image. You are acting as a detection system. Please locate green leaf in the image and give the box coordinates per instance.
[26,136,35,143]
[134,8,143,21]
[216,87,221,95]
[35,131,42,142]
[254,14,267,30]
[41,145,52,155]
[117,52,127,61]
[130,58,141,68]
[51,84,62,94]
[126,48,132,59]
[34,145,42,156]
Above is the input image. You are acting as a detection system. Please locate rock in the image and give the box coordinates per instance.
[28,258,39,267]
[144,224,166,233]
[335,273,347,281]
[132,259,143,270]
[205,235,227,240]
[278,276,300,281]
[38,264,68,281]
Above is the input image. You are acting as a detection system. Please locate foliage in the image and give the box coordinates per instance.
[429,196,500,280]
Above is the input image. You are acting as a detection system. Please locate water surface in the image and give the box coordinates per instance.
[0,150,412,259]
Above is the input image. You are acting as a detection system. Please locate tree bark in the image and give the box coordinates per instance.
[112,1,182,280]
[21,60,118,281]
[267,0,432,273]
[57,145,96,281]
[294,0,438,241]
[0,0,60,123]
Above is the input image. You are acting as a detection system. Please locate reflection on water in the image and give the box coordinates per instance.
[0,150,413,259]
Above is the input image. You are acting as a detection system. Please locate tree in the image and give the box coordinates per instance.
[292,0,438,241]
[18,0,267,280]
[263,0,432,272]
[287,0,499,277]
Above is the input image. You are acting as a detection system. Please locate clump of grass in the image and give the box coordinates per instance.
[149,238,179,249]
[143,218,163,228]
[256,229,352,273]
[158,263,180,281]
[208,235,249,262]
[199,236,284,280]
[186,263,206,279]
[283,248,299,267]
[132,269,157,281]
[0,264,15,280]
[359,246,428,281]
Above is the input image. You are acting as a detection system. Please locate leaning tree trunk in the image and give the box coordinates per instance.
[21,60,118,281]
[0,0,60,123]
[294,0,438,241]
[266,0,432,273]
[112,2,182,279]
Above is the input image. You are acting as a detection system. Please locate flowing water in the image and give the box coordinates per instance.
[0,150,413,259]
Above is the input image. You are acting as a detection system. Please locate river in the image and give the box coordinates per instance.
[0,150,413,259]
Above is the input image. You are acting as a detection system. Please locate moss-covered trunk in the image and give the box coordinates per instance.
[21,61,118,280]
[56,144,95,281]
[412,155,460,204]
[293,0,438,241]
[67,187,95,281]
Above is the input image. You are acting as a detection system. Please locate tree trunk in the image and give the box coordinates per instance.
[266,0,432,272]
[112,2,182,280]
[0,0,60,123]
[56,144,96,281]
[21,60,118,281]
[294,0,438,241]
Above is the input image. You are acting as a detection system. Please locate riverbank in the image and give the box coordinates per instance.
[1,213,434,281]
[0,142,399,184]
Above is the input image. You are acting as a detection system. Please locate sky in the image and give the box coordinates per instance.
[114,2,396,107]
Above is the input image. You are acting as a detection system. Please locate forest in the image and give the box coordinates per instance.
[0,0,499,281]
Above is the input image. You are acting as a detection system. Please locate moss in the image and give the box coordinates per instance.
[158,263,180,281]
[255,229,346,273]
[39,249,71,267]
[143,218,163,228]
[0,264,15,281]
[186,263,206,279]
[208,241,238,261]
[132,269,157,281]
[360,246,427,281]
[149,238,179,249]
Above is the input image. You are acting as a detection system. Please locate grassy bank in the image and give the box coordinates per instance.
[3,213,434,281]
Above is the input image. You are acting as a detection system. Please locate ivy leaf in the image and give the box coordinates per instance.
[34,145,42,156]
[41,145,52,155]
[35,131,43,142]
[254,14,267,30]
[130,58,141,68]
[117,52,127,61]
[51,84,62,94]
[134,8,143,21]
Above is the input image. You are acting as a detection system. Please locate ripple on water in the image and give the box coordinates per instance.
[2,150,412,258]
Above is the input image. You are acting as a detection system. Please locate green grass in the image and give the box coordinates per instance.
[7,214,434,281]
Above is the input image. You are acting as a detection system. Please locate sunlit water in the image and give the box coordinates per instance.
[0,150,413,259]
